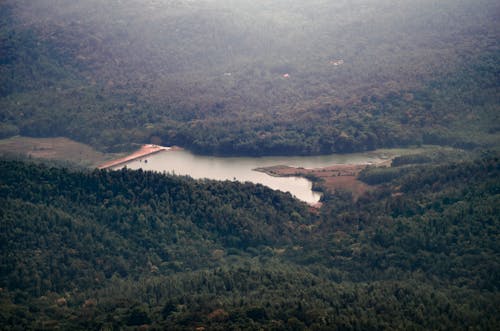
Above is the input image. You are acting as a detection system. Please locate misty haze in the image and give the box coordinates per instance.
[0,0,499,329]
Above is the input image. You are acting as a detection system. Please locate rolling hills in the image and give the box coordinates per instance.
[1,0,498,155]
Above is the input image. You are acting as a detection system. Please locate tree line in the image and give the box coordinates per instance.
[0,153,498,329]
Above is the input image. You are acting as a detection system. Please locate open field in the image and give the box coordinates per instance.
[0,136,122,168]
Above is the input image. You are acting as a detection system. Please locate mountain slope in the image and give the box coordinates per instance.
[1,0,498,154]
[1,156,498,329]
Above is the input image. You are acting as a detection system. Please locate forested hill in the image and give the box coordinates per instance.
[1,0,499,155]
[1,156,499,329]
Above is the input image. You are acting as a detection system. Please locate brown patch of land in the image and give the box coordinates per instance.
[97,144,178,169]
[0,136,121,167]
[255,160,392,201]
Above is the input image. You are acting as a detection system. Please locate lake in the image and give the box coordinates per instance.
[117,148,409,204]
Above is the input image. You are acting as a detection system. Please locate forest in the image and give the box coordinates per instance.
[0,0,499,154]
[1,0,499,329]
[1,154,499,329]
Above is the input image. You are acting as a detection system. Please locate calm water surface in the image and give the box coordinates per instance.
[119,149,402,204]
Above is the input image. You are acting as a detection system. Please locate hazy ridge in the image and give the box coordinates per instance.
[1,0,498,154]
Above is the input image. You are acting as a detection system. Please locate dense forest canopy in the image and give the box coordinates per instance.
[1,155,499,329]
[1,0,499,154]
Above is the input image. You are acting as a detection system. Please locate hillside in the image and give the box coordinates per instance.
[1,0,499,155]
[0,156,498,329]
[1,1,499,328]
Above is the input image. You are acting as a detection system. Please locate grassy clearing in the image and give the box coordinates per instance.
[0,136,124,168]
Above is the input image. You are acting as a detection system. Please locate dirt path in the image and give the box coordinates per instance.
[97,144,175,169]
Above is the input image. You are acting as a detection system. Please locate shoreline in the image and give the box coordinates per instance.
[97,145,418,207]
[254,158,393,203]
[97,144,179,169]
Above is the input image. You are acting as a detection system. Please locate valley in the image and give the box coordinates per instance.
[1,136,447,204]
[0,0,498,329]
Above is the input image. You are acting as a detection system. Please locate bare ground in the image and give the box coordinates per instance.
[97,144,177,169]
[255,160,392,201]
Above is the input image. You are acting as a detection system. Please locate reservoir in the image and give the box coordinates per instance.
[117,149,400,204]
